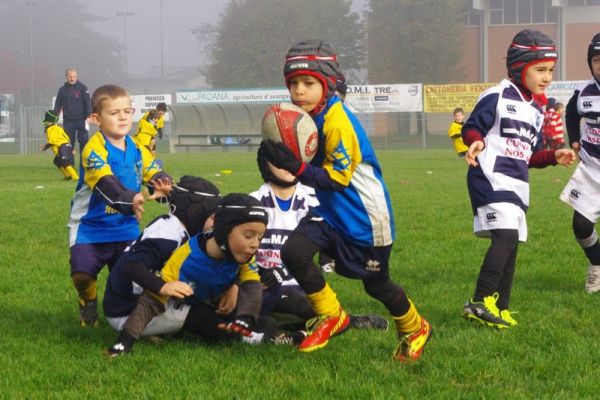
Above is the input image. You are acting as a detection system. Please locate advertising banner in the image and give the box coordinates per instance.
[545,80,586,106]
[130,94,172,122]
[345,84,422,113]
[424,83,495,113]
[176,88,290,104]
[176,84,423,113]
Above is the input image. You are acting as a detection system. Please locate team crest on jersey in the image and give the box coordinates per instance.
[331,140,351,171]
[86,150,106,169]
[570,189,580,200]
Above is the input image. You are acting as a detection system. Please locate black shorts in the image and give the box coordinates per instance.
[56,144,74,167]
[295,214,392,280]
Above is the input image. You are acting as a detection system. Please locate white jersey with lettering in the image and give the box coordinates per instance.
[576,79,600,169]
[463,79,545,214]
[559,79,600,222]
[250,183,318,285]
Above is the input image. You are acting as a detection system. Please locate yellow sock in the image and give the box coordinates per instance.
[306,283,341,317]
[59,167,70,178]
[392,300,422,334]
[65,165,79,180]
[71,273,97,302]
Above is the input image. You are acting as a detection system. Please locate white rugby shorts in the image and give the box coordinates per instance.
[106,298,191,336]
[560,161,600,223]
[474,202,527,242]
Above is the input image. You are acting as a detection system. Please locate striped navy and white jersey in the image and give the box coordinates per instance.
[576,79,600,169]
[250,183,317,276]
[463,79,545,214]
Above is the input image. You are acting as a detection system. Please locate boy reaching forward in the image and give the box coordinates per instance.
[261,40,431,362]
[68,84,171,327]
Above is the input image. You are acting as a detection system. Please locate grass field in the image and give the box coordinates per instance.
[1,149,599,399]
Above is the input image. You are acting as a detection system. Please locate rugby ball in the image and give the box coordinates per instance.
[261,103,318,163]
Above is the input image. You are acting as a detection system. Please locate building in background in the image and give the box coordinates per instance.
[463,0,600,83]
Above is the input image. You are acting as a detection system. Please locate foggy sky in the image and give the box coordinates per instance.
[86,0,225,76]
[85,0,367,78]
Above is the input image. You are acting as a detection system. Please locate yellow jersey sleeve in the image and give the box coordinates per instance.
[82,132,114,189]
[321,103,361,187]
[160,242,191,284]
[139,143,162,183]
[157,115,165,130]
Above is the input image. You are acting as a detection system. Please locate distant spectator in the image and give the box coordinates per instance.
[53,68,92,152]
[543,98,565,149]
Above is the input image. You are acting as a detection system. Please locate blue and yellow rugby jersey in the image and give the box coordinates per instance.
[159,234,260,305]
[308,96,395,247]
[45,125,71,154]
[68,131,162,246]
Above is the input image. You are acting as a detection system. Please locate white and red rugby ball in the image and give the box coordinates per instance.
[261,103,319,163]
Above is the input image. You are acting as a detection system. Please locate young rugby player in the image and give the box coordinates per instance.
[106,193,270,356]
[461,30,575,328]
[103,175,220,338]
[40,110,79,180]
[133,109,161,155]
[260,40,431,362]
[67,84,171,328]
[251,147,388,345]
[448,107,468,157]
[559,33,600,293]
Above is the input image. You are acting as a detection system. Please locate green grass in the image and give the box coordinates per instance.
[1,150,599,399]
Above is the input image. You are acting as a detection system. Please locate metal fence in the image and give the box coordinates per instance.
[0,104,456,155]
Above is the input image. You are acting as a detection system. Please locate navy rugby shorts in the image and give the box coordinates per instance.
[295,214,392,280]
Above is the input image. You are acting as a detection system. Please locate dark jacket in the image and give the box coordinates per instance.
[53,81,91,121]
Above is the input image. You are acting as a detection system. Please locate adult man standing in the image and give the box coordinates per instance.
[53,68,92,152]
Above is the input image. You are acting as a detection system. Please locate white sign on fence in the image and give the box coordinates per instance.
[345,84,422,113]
[176,84,423,113]
[130,94,172,122]
[176,89,290,104]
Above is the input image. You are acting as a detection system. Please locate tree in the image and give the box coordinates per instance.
[367,0,465,84]
[0,0,124,105]
[192,0,365,88]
